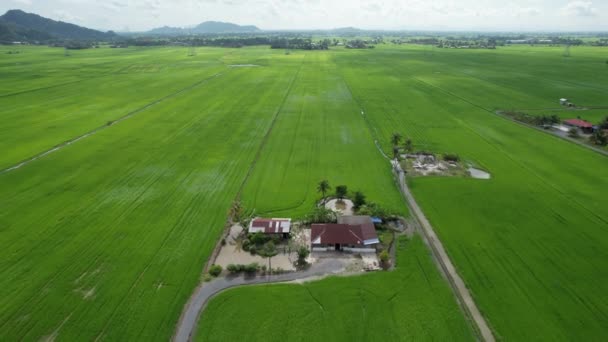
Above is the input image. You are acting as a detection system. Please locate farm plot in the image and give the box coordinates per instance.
[0,48,298,341]
[241,52,406,218]
[336,45,608,340]
[0,46,227,170]
[196,236,474,342]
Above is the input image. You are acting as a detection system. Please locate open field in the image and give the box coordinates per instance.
[196,236,474,341]
[1,43,607,341]
[336,45,608,340]
[0,46,300,340]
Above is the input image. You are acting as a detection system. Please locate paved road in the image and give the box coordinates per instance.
[173,259,347,342]
[397,168,496,342]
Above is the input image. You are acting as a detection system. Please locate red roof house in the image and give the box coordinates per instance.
[564,119,594,133]
[311,216,379,251]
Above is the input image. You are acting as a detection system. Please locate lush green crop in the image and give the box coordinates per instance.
[335,45,608,340]
[1,43,607,341]
[196,236,474,341]
[0,46,299,340]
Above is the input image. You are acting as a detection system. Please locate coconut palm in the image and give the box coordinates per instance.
[317,180,331,204]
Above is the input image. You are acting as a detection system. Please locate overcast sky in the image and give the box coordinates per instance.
[2,0,607,32]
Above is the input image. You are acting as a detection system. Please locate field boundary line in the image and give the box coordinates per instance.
[0,72,224,175]
[233,62,303,200]
[391,163,496,342]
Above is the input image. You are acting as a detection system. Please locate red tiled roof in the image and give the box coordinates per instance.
[564,119,593,128]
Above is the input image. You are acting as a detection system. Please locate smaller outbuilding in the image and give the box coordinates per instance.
[248,218,291,239]
[560,98,569,105]
[564,119,594,134]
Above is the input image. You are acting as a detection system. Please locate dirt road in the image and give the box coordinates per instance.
[396,166,496,342]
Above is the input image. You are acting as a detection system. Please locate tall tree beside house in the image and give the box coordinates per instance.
[317,180,331,204]
[259,241,278,275]
[335,185,348,201]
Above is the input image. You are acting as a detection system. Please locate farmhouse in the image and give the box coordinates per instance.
[248,218,291,238]
[560,98,568,105]
[311,215,379,252]
[564,119,594,134]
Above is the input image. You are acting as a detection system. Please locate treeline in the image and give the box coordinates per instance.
[121,36,335,50]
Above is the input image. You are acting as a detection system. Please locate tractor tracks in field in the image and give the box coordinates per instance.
[234,61,303,199]
[0,72,224,175]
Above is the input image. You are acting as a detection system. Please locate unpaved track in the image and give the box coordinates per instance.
[398,170,495,342]
[172,259,347,342]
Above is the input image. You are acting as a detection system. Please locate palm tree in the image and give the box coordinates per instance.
[391,132,402,147]
[317,180,331,204]
[404,138,413,153]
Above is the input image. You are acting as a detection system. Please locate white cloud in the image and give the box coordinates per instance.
[1,0,607,31]
[561,1,597,17]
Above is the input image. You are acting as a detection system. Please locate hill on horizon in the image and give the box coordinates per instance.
[146,21,261,35]
[0,9,116,42]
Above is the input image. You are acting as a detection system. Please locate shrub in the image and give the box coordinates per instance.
[249,232,269,245]
[297,246,310,266]
[242,239,251,251]
[568,127,580,138]
[209,264,222,277]
[244,263,259,274]
[226,264,241,274]
[303,207,337,224]
[221,238,226,246]
[443,154,460,162]
[248,245,258,255]
[379,250,390,269]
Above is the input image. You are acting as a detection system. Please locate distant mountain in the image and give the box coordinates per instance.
[0,9,116,41]
[146,21,261,35]
[193,21,260,34]
[330,27,362,33]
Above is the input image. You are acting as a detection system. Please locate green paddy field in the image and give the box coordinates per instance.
[1,44,607,341]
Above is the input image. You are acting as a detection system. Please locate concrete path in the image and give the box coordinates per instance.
[173,259,347,342]
[397,168,496,342]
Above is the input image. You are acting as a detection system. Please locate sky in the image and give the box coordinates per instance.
[2,0,607,32]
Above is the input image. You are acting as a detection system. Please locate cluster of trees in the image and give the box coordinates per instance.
[589,116,608,146]
[436,39,496,49]
[345,39,375,49]
[270,38,330,50]
[503,111,560,127]
[314,180,388,219]
[391,132,413,159]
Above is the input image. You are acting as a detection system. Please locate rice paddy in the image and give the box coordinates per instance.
[1,43,607,341]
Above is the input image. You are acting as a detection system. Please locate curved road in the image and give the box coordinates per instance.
[173,259,347,342]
